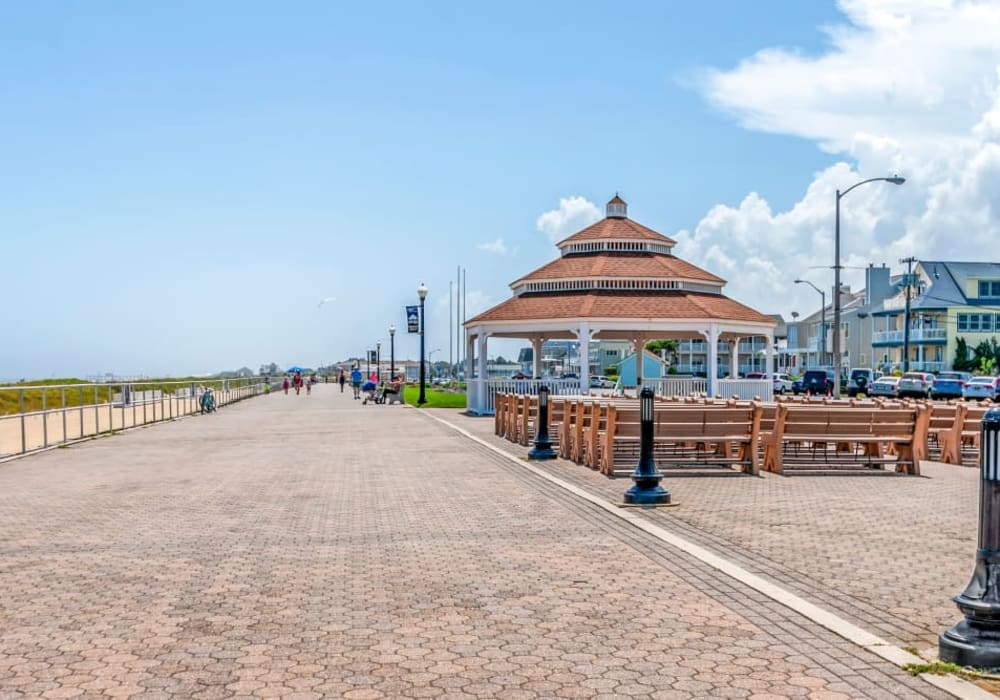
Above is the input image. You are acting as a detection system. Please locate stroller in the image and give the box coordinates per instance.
[360,380,379,405]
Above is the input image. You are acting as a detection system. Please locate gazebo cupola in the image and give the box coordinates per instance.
[606,193,627,218]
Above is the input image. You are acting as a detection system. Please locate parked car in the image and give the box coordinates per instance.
[962,376,1000,402]
[897,371,935,398]
[930,371,973,400]
[589,375,615,389]
[772,373,794,394]
[801,369,835,395]
[869,376,900,398]
[846,368,880,397]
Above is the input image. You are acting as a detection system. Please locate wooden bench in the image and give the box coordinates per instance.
[762,404,928,475]
[599,404,762,476]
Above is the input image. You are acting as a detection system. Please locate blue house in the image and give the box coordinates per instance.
[616,351,669,388]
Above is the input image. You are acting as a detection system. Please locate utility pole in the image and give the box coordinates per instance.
[900,256,917,372]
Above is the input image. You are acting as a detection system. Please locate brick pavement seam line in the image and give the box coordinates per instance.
[424,411,994,700]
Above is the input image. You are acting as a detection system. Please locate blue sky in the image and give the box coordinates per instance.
[5,1,999,379]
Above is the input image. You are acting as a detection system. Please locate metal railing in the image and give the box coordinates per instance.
[873,328,948,343]
[0,377,270,459]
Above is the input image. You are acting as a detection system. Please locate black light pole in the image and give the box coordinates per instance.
[833,176,905,394]
[366,349,371,378]
[376,341,382,383]
[389,325,396,378]
[624,387,670,506]
[418,283,428,405]
[941,408,1000,667]
[794,279,826,367]
[528,385,556,460]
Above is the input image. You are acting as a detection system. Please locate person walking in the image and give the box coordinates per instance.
[338,370,346,393]
[293,371,303,395]
[282,375,290,395]
[350,365,362,399]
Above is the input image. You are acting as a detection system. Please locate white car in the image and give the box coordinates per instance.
[772,373,794,394]
[962,376,1000,402]
[869,376,900,398]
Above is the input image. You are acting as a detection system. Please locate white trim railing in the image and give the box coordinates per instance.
[643,377,708,398]
[718,379,773,401]
[472,378,582,415]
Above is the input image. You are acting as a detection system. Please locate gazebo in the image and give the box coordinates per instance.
[463,195,777,414]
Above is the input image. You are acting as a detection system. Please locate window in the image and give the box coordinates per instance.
[978,280,1000,298]
[959,313,995,332]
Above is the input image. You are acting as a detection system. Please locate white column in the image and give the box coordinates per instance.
[729,337,740,378]
[765,336,775,378]
[576,323,591,395]
[531,337,545,379]
[702,325,720,397]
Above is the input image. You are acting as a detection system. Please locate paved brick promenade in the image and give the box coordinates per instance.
[0,385,981,699]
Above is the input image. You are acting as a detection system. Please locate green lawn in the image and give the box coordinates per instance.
[402,385,467,408]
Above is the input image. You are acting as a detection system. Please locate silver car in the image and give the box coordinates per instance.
[962,376,1000,402]
[897,372,934,398]
[869,376,900,398]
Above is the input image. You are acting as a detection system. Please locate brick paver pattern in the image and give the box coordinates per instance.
[0,387,957,698]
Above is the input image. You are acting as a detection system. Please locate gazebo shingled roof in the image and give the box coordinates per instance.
[462,194,777,413]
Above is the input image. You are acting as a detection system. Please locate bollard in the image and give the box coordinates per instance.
[624,387,670,506]
[528,385,556,460]
[940,407,1000,668]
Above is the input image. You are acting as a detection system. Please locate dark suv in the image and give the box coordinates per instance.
[802,369,835,395]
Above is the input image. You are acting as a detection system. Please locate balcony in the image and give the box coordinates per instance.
[872,328,947,344]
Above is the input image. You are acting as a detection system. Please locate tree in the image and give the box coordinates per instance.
[953,338,974,372]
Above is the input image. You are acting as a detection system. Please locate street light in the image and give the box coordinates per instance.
[794,279,826,368]
[389,325,396,379]
[833,175,905,394]
[376,340,382,383]
[417,283,428,405]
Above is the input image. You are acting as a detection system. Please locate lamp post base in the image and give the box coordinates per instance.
[940,552,1000,669]
[528,440,556,460]
[624,475,670,506]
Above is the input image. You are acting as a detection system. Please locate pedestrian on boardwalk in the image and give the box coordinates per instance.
[338,370,346,393]
[350,365,362,399]
[282,375,290,395]
[293,371,303,395]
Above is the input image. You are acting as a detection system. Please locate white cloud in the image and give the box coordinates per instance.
[535,196,602,243]
[682,0,1000,319]
[477,237,508,255]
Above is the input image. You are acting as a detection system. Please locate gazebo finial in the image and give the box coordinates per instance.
[606,193,627,219]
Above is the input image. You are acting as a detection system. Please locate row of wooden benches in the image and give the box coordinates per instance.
[494,394,941,476]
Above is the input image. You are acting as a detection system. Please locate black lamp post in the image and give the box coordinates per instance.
[941,408,1000,667]
[366,349,371,378]
[795,279,826,368]
[418,283,428,405]
[389,325,396,378]
[528,385,556,460]
[376,341,382,383]
[833,176,905,394]
[624,387,670,506]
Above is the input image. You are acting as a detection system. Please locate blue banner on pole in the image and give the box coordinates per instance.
[406,305,420,333]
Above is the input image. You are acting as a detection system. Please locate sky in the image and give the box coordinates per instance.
[3,0,1000,379]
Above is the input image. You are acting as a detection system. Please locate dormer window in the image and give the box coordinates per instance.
[978,280,1000,298]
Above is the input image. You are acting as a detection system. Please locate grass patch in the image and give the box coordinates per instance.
[904,661,969,676]
[403,386,467,408]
